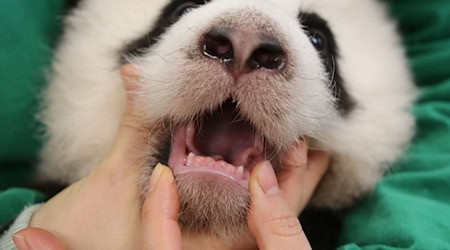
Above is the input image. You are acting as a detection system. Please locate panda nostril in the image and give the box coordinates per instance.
[248,43,285,70]
[201,28,286,75]
[202,29,234,63]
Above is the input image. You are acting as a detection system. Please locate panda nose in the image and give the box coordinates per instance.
[201,28,286,76]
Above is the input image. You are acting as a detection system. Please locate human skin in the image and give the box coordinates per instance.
[12,65,330,250]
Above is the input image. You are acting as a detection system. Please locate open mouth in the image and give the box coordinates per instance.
[168,99,274,190]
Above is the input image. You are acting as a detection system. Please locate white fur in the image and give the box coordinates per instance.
[38,0,416,208]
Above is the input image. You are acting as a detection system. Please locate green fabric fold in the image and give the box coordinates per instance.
[0,189,45,225]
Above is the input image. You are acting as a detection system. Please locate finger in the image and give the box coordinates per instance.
[119,63,144,132]
[13,228,66,250]
[278,140,331,213]
[95,64,148,174]
[248,161,311,250]
[141,163,182,250]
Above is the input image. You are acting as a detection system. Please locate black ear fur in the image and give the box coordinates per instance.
[65,0,82,11]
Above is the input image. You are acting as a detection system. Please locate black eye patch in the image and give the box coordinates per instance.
[301,13,337,59]
[300,13,354,113]
[124,0,210,58]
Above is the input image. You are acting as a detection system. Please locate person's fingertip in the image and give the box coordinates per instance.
[254,161,280,196]
[159,162,174,180]
[282,139,308,169]
[143,164,178,218]
[142,164,181,250]
[13,233,29,250]
[14,228,66,250]
[148,163,166,193]
[160,165,175,183]
[120,64,144,127]
[120,64,140,92]
[307,150,331,175]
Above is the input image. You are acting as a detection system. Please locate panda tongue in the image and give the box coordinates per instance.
[193,106,265,167]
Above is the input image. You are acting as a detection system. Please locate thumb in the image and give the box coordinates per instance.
[141,163,182,250]
[13,228,66,250]
[248,161,311,250]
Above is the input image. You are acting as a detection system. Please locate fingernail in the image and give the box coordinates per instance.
[256,161,280,196]
[13,233,29,250]
[159,164,175,182]
[148,163,167,193]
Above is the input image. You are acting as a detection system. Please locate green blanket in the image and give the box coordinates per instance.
[338,2,450,249]
[1,1,449,249]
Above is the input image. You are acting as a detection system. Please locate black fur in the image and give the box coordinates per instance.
[124,0,210,59]
[65,0,82,11]
[301,13,354,113]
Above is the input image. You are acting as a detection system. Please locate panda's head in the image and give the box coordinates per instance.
[110,0,416,241]
[41,0,416,244]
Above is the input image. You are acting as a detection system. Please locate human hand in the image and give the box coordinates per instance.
[14,142,329,250]
[141,143,330,250]
[13,163,180,250]
[12,57,330,249]
[11,66,154,249]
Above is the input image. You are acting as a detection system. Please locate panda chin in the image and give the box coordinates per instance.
[175,172,252,240]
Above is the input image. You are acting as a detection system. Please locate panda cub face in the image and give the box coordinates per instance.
[40,0,415,245]
[123,0,347,237]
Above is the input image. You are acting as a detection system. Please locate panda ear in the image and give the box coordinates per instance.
[120,64,141,92]
[64,0,82,13]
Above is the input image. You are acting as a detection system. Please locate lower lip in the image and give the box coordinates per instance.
[170,152,251,190]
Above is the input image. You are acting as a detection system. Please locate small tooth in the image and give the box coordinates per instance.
[206,157,215,168]
[212,155,224,161]
[187,152,195,166]
[237,166,244,175]
[194,155,204,167]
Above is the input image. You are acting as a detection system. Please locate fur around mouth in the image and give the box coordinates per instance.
[167,99,275,189]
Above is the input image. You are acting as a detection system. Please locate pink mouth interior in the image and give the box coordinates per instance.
[168,102,267,190]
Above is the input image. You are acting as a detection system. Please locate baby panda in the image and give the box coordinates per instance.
[38,0,415,247]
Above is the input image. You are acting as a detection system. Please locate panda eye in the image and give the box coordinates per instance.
[308,29,328,53]
[170,2,199,22]
[300,13,333,56]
